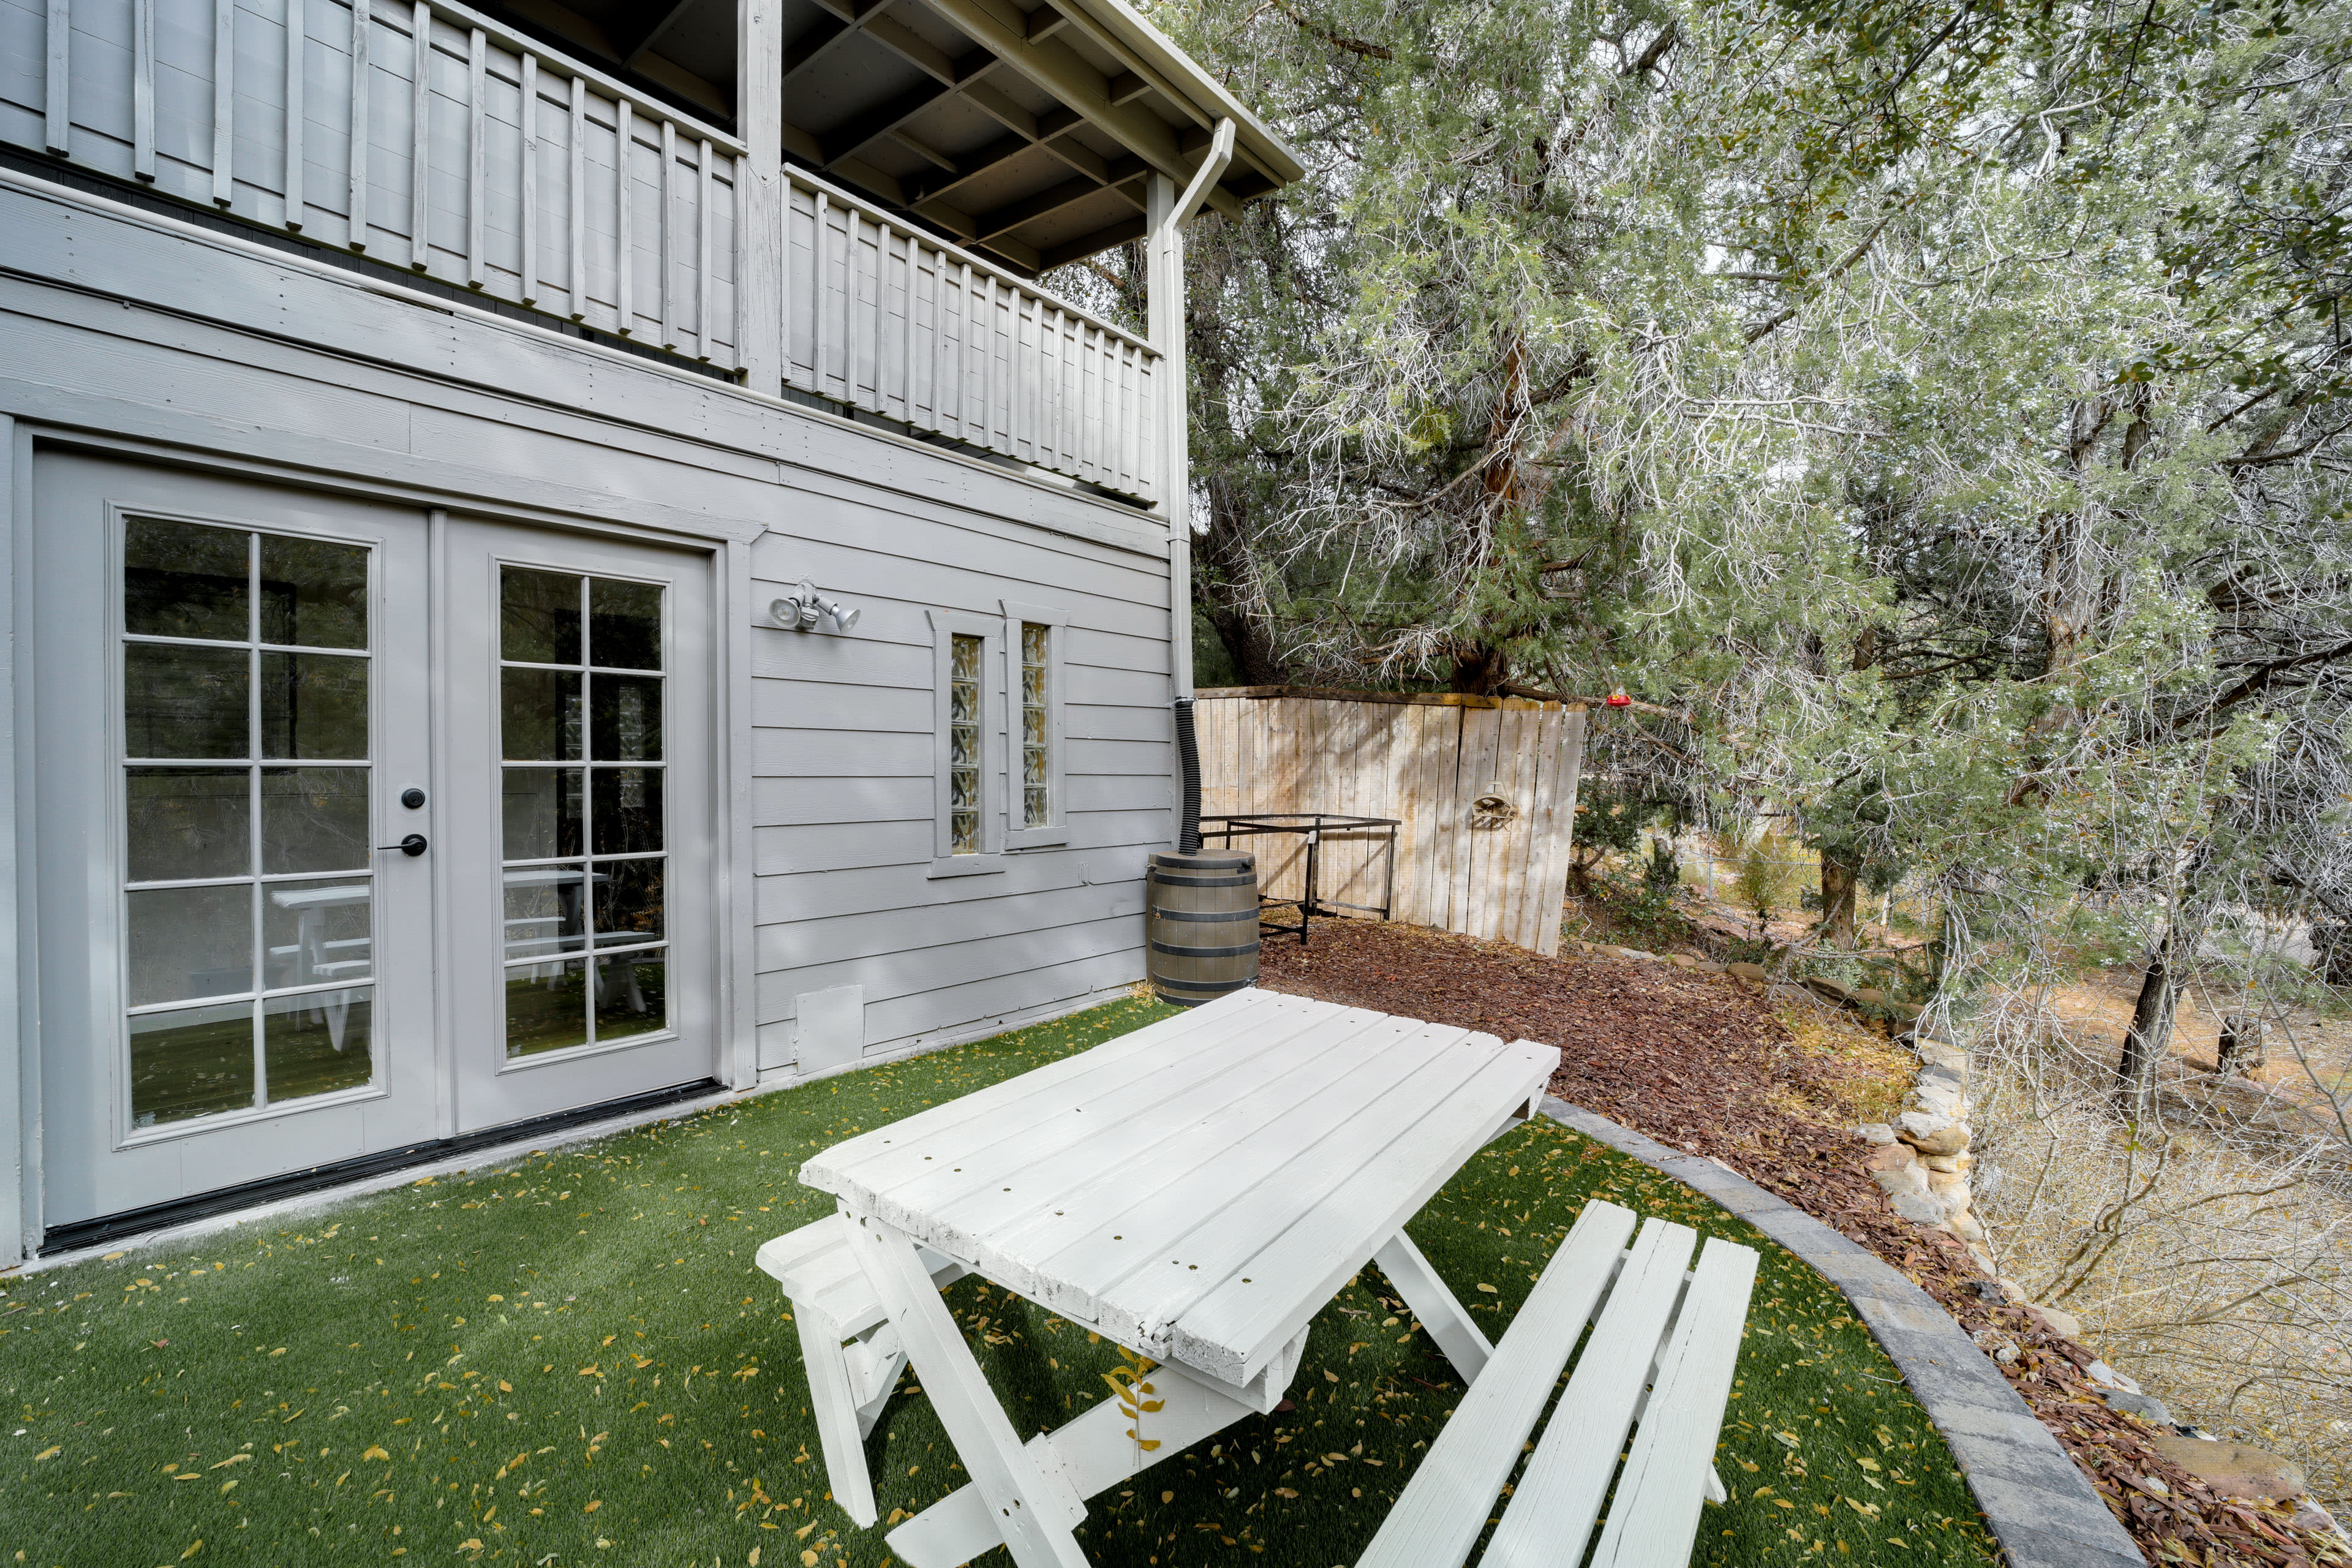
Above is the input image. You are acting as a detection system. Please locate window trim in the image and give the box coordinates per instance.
[1000,600,1070,851]
[926,608,1005,877]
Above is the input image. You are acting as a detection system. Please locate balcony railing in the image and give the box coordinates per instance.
[782,168,1159,502]
[1,0,1160,503]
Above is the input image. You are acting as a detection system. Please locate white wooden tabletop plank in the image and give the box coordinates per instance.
[1480,1216,1703,1568]
[802,991,1560,1385]
[1027,1017,1498,1316]
[925,1004,1404,1278]
[1589,1238,1759,1568]
[872,1000,1387,1246]
[1352,1200,1640,1568]
[949,1012,1455,1288]
[1161,1044,1561,1382]
[804,990,1286,1197]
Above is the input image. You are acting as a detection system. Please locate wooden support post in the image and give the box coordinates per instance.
[284,0,305,225]
[660,117,678,347]
[409,1,430,268]
[43,0,69,154]
[518,54,538,303]
[347,0,370,247]
[565,73,585,317]
[736,0,786,392]
[615,98,634,331]
[211,0,234,204]
[466,28,486,287]
[132,0,154,179]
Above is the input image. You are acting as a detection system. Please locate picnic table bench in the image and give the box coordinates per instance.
[758,988,1757,1568]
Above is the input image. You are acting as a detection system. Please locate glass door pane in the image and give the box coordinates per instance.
[119,516,377,1129]
[499,567,668,1058]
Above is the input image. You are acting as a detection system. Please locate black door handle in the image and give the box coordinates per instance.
[376,834,428,857]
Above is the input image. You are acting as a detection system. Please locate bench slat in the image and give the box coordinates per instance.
[1353,1199,1638,1568]
[1588,1238,1761,1568]
[1479,1216,1703,1568]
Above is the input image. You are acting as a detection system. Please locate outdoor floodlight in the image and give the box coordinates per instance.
[771,579,861,635]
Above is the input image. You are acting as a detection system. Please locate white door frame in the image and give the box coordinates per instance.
[1,427,757,1257]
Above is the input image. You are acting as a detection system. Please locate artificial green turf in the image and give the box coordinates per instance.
[0,996,2001,1567]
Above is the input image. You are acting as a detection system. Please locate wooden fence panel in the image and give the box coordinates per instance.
[1196,691,1581,953]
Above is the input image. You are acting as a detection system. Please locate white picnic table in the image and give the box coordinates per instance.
[790,987,1560,1568]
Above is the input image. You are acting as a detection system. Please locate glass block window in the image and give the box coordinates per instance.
[498,568,668,1059]
[949,633,982,854]
[119,516,376,1129]
[1020,623,1050,829]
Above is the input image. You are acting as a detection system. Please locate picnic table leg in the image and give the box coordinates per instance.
[795,1302,883,1528]
[889,1337,1303,1568]
[846,1216,1091,1568]
[1372,1227,1495,1385]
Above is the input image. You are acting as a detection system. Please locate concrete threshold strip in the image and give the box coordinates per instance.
[1543,1096,2146,1568]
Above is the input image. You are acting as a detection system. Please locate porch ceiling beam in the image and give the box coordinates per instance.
[909,0,1244,219]
[970,172,1126,240]
[889,127,960,172]
[905,129,1035,205]
[1037,213,1144,271]
[786,0,891,80]
[821,77,959,168]
[1025,3,1070,42]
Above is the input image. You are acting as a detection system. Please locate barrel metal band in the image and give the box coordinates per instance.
[1150,939,1260,959]
[1148,907,1261,923]
[1148,873,1256,888]
[1155,976,1256,994]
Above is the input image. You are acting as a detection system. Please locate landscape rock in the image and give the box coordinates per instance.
[1803,974,1853,1003]
[2147,1436,2307,1501]
[2084,1360,2141,1394]
[2027,1305,2083,1340]
[1915,1040,1969,1073]
[1872,1163,1931,1199]
[1926,1168,1970,1197]
[1855,1122,1896,1145]
[1894,1114,1969,1156]
[1922,1151,1971,1174]
[2289,1499,2351,1548]
[1965,1244,1999,1276]
[1994,1278,2027,1303]
[1945,1207,1985,1242]
[1667,953,1697,969]
[1726,961,1769,983]
[1889,1191,1947,1224]
[1864,1142,1917,1173]
[2098,1388,2177,1427]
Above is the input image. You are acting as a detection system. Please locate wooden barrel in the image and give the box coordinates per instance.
[1145,850,1261,1007]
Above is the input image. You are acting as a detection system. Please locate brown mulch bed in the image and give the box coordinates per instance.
[1258,918,2346,1568]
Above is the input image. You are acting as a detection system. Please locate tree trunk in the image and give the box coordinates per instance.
[2117,942,2182,1121]
[1448,641,1510,695]
[1819,853,1860,947]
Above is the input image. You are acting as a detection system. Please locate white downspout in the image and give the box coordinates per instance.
[1148,118,1234,704]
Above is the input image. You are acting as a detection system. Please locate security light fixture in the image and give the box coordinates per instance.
[771,579,861,635]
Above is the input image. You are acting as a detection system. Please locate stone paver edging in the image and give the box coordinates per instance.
[1541,1096,2144,1568]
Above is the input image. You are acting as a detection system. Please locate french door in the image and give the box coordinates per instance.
[439,517,715,1133]
[29,456,715,1235]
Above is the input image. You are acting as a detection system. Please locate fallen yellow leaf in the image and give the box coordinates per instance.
[31,1447,58,1462]
[361,1446,390,1462]
[584,1499,600,1513]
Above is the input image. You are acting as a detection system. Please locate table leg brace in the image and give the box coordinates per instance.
[1373,1227,1494,1385]
[889,1348,1295,1568]
[846,1216,1091,1568]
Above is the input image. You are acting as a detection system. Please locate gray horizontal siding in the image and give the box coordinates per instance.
[2,172,1174,1090]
